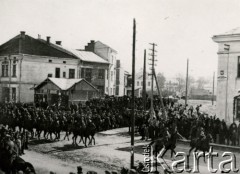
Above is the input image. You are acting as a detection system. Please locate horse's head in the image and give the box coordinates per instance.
[206,133,213,143]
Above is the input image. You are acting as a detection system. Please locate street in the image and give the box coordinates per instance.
[20,127,240,173]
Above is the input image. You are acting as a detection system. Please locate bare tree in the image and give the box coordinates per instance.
[175,73,185,93]
[175,73,195,96]
[156,72,166,89]
[196,76,209,89]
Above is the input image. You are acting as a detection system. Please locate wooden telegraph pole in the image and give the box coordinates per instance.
[149,43,157,118]
[130,18,136,169]
[143,50,146,111]
[185,59,189,106]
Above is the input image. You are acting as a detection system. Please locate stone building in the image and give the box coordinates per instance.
[212,28,240,123]
[0,31,109,103]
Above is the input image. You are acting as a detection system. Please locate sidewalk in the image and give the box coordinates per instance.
[178,139,240,153]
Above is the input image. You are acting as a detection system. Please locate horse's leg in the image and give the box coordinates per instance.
[88,136,92,145]
[160,147,167,158]
[93,135,95,145]
[72,135,75,145]
[84,137,87,147]
[171,148,176,158]
[203,151,206,163]
[79,135,82,143]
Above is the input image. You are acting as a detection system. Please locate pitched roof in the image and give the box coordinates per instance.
[35,77,98,91]
[72,50,108,64]
[95,41,117,53]
[0,32,109,64]
[0,34,78,58]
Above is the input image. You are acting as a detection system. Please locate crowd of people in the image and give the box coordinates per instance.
[0,95,239,173]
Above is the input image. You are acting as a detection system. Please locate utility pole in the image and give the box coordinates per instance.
[224,44,230,122]
[185,59,189,106]
[153,69,166,119]
[212,72,215,105]
[149,43,157,118]
[143,49,146,111]
[130,18,136,169]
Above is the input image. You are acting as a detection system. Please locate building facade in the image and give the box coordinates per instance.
[0,31,109,103]
[135,69,157,97]
[85,41,118,96]
[212,28,240,123]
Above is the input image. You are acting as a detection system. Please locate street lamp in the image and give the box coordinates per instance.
[224,44,230,122]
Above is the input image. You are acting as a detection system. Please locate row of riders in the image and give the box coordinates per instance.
[0,96,236,173]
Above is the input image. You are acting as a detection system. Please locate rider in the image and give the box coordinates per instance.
[197,127,206,146]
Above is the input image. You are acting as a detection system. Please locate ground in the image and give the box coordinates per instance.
[22,128,240,174]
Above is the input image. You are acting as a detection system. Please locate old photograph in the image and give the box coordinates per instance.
[0,0,240,173]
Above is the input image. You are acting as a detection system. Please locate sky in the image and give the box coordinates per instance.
[0,0,240,81]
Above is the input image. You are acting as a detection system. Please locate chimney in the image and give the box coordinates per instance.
[20,31,25,39]
[55,41,62,45]
[38,34,41,39]
[46,36,51,44]
[85,40,95,52]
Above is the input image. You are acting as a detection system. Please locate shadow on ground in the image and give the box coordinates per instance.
[117,144,144,155]
[29,139,57,145]
[53,144,85,151]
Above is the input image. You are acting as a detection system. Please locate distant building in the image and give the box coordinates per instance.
[0,31,109,103]
[85,40,118,96]
[116,60,125,96]
[134,69,157,97]
[212,28,240,123]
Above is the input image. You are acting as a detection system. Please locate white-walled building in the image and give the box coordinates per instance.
[0,32,109,103]
[85,40,118,96]
[134,69,157,97]
[212,28,240,123]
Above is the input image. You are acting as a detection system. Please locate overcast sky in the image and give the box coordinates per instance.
[0,0,240,80]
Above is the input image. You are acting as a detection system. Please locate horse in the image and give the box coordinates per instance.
[83,121,96,146]
[188,133,213,163]
[72,119,86,147]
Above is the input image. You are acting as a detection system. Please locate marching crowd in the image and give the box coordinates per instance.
[0,95,240,173]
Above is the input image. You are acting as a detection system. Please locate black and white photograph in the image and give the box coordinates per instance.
[0,0,240,173]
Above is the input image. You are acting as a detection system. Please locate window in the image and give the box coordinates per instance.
[141,81,143,86]
[106,87,108,93]
[106,70,108,79]
[55,68,60,78]
[97,86,104,95]
[49,60,52,63]
[81,68,85,78]
[2,59,9,77]
[12,87,16,102]
[63,72,66,78]
[12,58,17,77]
[69,69,75,79]
[238,57,240,77]
[85,68,92,82]
[113,88,115,95]
[110,88,112,95]
[111,71,113,81]
[48,74,52,77]
[148,82,151,86]
[137,81,139,86]
[63,61,66,64]
[98,69,105,79]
